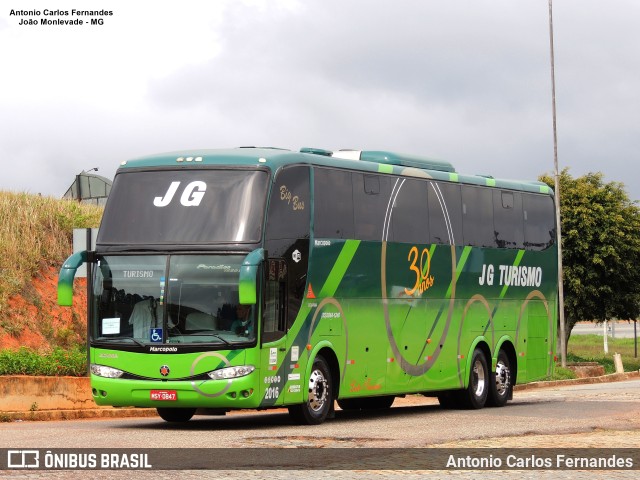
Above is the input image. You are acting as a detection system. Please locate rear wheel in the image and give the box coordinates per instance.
[487,349,512,407]
[156,407,196,423]
[459,348,489,409]
[288,355,333,425]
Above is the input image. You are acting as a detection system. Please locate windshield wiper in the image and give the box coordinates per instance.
[178,332,232,346]
[98,337,146,347]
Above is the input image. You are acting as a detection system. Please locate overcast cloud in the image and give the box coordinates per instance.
[1,0,639,201]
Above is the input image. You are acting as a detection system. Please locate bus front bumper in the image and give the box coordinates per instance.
[90,374,262,409]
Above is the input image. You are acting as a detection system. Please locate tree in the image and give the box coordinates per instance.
[540,169,640,346]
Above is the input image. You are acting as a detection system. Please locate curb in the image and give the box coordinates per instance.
[1,408,157,422]
[514,370,640,391]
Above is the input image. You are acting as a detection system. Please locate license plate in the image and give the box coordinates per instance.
[150,390,177,401]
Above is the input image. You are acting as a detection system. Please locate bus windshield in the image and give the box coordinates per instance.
[92,255,256,346]
[97,169,268,245]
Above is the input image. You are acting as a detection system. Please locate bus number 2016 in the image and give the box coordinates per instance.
[265,387,280,399]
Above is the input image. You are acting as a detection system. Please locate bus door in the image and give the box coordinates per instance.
[260,258,288,406]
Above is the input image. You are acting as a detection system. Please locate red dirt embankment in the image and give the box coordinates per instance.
[0,267,87,351]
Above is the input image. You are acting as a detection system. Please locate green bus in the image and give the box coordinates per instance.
[58,147,557,424]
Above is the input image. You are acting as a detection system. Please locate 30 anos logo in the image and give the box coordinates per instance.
[153,181,206,207]
[404,245,435,296]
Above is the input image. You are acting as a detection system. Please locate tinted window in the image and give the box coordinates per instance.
[314,168,354,239]
[429,182,462,245]
[462,186,495,247]
[91,254,255,345]
[390,178,429,244]
[266,166,310,241]
[98,169,268,245]
[493,190,525,249]
[353,173,392,241]
[523,194,556,250]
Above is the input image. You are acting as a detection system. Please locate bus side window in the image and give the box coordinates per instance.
[263,259,287,343]
[389,178,429,244]
[429,182,462,246]
[523,193,556,250]
[462,185,495,248]
[314,168,354,239]
[493,190,524,249]
[353,173,391,241]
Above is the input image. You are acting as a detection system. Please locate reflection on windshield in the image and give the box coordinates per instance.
[92,255,255,346]
[97,170,268,245]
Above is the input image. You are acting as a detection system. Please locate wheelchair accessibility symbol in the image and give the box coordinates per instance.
[150,328,163,343]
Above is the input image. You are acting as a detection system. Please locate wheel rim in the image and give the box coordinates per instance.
[472,359,486,397]
[495,360,511,396]
[308,367,328,412]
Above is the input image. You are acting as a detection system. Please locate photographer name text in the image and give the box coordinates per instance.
[9,9,113,26]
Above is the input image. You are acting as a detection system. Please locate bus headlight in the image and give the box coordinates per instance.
[91,364,124,378]
[207,365,255,380]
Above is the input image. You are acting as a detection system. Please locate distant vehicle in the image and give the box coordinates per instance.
[58,147,558,424]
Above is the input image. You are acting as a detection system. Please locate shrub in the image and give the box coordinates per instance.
[0,346,87,376]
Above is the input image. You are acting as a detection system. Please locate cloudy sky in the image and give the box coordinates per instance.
[1,0,639,201]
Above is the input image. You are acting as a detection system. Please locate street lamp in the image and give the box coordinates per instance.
[548,0,567,367]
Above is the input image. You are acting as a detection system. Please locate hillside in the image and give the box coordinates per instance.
[0,192,102,351]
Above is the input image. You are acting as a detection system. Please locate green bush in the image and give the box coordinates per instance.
[0,346,87,376]
[567,334,640,374]
[551,366,577,381]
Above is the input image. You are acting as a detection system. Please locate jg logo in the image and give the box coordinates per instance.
[7,450,39,468]
[153,181,206,207]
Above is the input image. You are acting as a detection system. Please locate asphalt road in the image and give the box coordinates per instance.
[572,322,639,339]
[1,378,639,478]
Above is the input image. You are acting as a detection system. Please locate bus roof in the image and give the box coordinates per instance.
[118,147,553,196]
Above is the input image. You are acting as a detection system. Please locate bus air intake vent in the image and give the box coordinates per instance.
[360,151,456,173]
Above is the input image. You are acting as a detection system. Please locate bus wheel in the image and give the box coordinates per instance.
[487,349,512,407]
[459,348,489,409]
[288,355,333,425]
[156,407,196,423]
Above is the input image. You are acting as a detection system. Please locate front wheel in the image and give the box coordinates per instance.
[487,349,512,407]
[156,407,196,423]
[288,355,333,425]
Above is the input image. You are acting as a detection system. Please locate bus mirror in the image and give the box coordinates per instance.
[58,250,88,306]
[239,248,265,305]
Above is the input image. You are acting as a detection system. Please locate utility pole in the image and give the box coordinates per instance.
[548,0,567,367]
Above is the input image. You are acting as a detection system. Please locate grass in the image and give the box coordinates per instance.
[0,191,102,334]
[566,333,640,374]
[0,345,87,376]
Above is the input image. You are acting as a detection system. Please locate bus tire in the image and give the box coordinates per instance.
[288,355,333,425]
[487,349,512,407]
[156,407,196,422]
[459,348,489,409]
